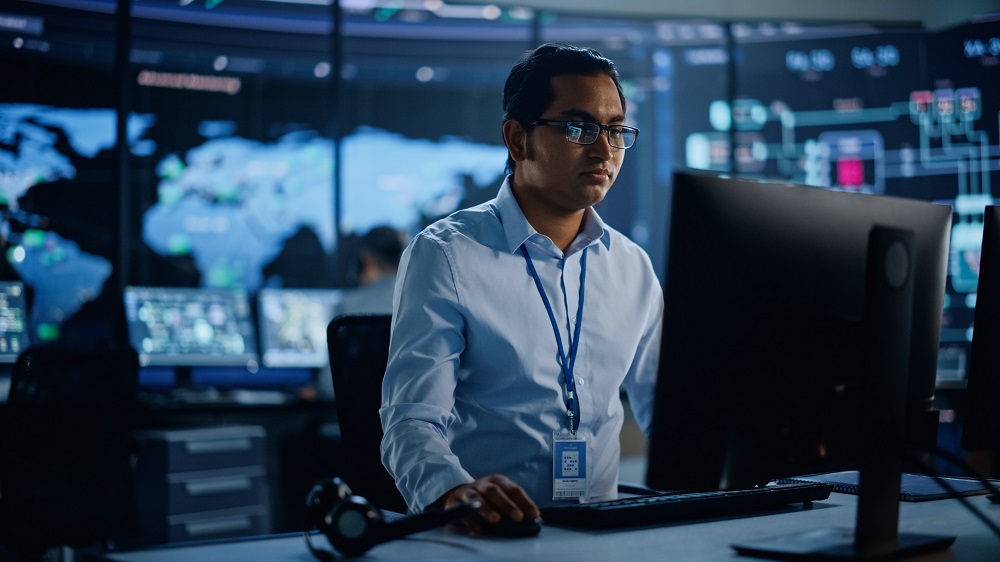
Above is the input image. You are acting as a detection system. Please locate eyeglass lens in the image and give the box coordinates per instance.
[566,122,636,148]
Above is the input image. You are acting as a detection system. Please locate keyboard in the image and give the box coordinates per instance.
[540,481,833,529]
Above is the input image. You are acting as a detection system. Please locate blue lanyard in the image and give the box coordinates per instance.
[520,244,587,433]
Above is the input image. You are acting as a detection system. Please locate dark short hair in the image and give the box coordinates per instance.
[360,225,404,270]
[501,43,626,174]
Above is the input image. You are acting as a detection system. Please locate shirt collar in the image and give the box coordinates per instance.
[496,176,612,256]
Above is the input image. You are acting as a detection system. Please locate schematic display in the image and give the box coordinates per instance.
[682,18,1000,381]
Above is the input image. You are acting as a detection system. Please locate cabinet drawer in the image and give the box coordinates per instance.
[166,466,268,515]
[136,425,266,473]
[166,506,269,542]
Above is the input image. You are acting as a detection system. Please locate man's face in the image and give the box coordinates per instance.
[512,73,627,216]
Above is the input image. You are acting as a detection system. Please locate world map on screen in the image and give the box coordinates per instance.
[0,104,154,340]
[0,104,507,341]
[143,124,507,290]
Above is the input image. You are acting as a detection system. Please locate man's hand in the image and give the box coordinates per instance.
[437,474,540,534]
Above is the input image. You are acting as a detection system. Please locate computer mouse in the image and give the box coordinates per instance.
[480,517,542,538]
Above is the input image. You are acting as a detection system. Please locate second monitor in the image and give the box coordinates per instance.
[961,205,1000,454]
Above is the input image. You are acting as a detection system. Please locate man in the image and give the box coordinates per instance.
[311,225,405,401]
[380,43,663,532]
[336,225,405,316]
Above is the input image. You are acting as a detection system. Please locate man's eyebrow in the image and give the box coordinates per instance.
[558,108,626,124]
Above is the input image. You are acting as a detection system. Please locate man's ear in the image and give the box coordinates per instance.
[502,120,527,164]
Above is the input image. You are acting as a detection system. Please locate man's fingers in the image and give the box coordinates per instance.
[503,484,541,521]
[438,474,540,532]
[459,486,502,523]
[476,478,528,521]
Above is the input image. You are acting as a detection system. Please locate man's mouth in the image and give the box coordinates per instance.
[583,169,611,181]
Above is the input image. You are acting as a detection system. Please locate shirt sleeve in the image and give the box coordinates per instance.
[379,233,474,513]
[621,260,664,439]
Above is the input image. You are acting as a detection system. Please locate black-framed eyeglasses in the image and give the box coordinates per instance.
[532,119,639,149]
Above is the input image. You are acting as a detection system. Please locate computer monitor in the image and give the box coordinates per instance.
[0,281,30,364]
[123,286,259,368]
[257,288,342,368]
[647,171,953,558]
[961,205,1000,453]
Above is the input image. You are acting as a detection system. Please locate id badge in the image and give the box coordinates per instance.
[552,431,588,501]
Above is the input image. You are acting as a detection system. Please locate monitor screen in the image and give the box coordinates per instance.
[123,286,259,367]
[647,171,951,492]
[961,205,1000,452]
[257,288,342,368]
[0,281,30,363]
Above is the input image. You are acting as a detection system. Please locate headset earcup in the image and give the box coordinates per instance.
[304,477,473,559]
[305,477,354,530]
[324,495,385,557]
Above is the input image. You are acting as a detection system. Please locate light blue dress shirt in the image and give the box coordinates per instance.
[380,177,663,513]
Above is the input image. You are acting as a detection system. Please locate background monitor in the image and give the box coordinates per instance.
[647,171,951,492]
[0,281,29,364]
[258,288,342,368]
[0,347,140,556]
[961,205,1000,453]
[123,286,259,368]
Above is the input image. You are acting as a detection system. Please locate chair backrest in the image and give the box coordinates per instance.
[0,346,140,555]
[326,314,407,513]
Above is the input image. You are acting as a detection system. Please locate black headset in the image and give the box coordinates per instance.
[303,477,478,559]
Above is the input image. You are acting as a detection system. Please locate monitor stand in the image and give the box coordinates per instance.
[732,228,956,560]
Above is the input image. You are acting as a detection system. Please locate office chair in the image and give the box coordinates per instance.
[0,346,141,558]
[326,314,408,514]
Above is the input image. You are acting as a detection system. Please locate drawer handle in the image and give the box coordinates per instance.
[184,516,253,537]
[185,438,253,454]
[184,476,254,496]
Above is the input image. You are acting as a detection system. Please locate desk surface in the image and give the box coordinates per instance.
[98,492,999,561]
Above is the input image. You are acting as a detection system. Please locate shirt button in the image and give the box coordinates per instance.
[576,377,585,386]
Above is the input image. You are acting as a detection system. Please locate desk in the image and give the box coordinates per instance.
[93,492,999,561]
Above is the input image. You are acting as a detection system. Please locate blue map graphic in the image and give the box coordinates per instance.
[0,104,153,340]
[143,131,336,289]
[144,125,507,290]
[340,126,508,234]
